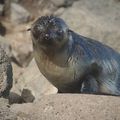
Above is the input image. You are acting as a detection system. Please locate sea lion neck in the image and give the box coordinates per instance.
[35,34,74,67]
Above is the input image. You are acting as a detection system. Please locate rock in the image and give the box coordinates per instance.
[9,92,23,104]
[11,94,120,120]
[19,0,55,16]
[19,0,77,17]
[0,35,12,58]
[21,89,35,103]
[0,22,6,36]
[4,0,11,16]
[0,45,13,98]
[54,7,65,16]
[60,0,120,51]
[5,30,33,67]
[0,98,17,120]
[0,3,4,16]
[11,3,31,24]
[11,0,20,3]
[12,46,33,67]
[51,0,77,7]
[11,62,25,82]
[11,59,57,103]
[8,63,26,104]
[0,0,11,16]
[0,97,9,106]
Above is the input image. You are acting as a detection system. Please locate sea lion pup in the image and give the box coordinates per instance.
[30,16,120,95]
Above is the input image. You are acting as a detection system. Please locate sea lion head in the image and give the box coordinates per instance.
[31,16,70,52]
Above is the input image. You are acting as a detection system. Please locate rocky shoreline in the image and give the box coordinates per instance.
[0,0,120,119]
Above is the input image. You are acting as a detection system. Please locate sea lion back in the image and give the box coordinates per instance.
[71,31,120,95]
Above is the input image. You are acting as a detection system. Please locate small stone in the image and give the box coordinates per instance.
[9,92,23,104]
[21,89,35,103]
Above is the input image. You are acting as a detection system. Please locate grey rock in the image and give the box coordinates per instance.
[0,4,4,16]
[11,3,31,24]
[0,98,17,120]
[11,94,120,120]
[0,36,12,58]
[0,0,11,16]
[60,0,120,51]
[9,92,23,104]
[11,59,57,102]
[21,89,35,103]
[0,45,13,98]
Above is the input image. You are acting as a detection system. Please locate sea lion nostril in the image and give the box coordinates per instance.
[44,34,49,40]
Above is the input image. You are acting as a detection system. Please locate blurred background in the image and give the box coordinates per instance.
[0,0,120,102]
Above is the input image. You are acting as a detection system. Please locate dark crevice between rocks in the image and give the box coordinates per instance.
[0,22,6,36]
[0,0,4,4]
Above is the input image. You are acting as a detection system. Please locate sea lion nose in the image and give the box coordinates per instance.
[44,33,49,40]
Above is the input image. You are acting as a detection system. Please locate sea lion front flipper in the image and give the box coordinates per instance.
[80,62,102,94]
[80,76,99,94]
